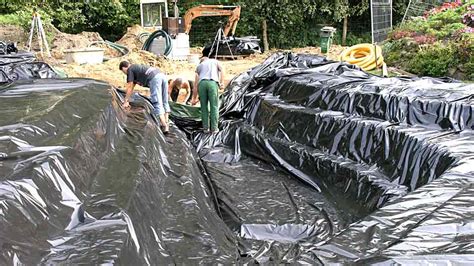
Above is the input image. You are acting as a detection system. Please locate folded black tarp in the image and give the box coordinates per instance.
[0,52,58,83]
[0,51,35,65]
[183,52,474,263]
[207,36,261,57]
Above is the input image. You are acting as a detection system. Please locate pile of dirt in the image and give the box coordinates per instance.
[190,47,203,55]
[117,25,152,52]
[50,31,104,59]
[58,50,151,81]
[52,50,265,98]
[52,50,172,96]
[0,25,27,47]
[89,42,123,58]
[291,45,345,61]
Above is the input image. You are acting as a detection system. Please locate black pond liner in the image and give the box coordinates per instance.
[1,54,473,264]
[0,78,238,264]
[186,53,474,264]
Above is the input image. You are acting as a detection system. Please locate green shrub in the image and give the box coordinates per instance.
[398,17,428,32]
[407,42,458,77]
[428,8,463,25]
[0,13,22,26]
[0,8,55,43]
[52,2,87,34]
[384,1,473,80]
[425,18,444,30]
[436,23,466,38]
[383,41,403,63]
[462,57,474,80]
[0,8,52,30]
[456,33,474,80]
[333,32,371,46]
[0,1,139,42]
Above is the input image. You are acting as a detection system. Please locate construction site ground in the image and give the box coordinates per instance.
[31,25,346,98]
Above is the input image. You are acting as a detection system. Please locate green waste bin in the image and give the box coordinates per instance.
[320,26,337,54]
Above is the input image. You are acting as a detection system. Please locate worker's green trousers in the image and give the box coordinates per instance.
[198,80,219,131]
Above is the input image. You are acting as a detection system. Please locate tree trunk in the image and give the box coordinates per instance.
[262,19,269,52]
[342,16,348,46]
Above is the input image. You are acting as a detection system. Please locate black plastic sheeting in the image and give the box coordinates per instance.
[0,52,35,65]
[1,53,473,264]
[183,52,474,263]
[0,78,243,264]
[0,53,57,84]
[0,42,18,55]
[207,37,261,57]
[200,147,357,263]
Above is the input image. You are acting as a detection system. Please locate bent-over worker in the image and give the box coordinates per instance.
[168,78,193,104]
[191,47,225,133]
[119,61,170,134]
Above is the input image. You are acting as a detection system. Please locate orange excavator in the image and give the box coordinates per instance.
[183,5,241,37]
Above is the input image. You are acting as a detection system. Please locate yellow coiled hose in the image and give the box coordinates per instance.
[340,44,385,71]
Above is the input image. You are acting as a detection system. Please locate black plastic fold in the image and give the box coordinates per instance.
[0,52,35,65]
[207,37,261,57]
[0,62,58,84]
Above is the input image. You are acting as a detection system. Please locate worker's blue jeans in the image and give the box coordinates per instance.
[149,73,170,116]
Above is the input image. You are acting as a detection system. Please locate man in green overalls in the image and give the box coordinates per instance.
[191,47,225,134]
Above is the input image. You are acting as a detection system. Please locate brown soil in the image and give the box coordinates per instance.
[116,25,154,52]
[47,50,163,96]
[50,31,103,59]
[291,45,346,61]
[89,42,123,58]
[0,25,27,46]
[50,46,344,98]
[43,24,346,98]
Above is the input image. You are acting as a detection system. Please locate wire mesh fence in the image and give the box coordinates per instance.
[371,0,393,43]
[185,0,452,48]
[402,0,457,23]
[345,12,373,45]
[187,17,225,47]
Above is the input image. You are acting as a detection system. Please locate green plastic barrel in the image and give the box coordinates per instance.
[320,27,336,54]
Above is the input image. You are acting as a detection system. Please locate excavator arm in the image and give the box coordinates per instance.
[184,5,241,37]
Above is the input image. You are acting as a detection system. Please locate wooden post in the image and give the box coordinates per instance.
[262,19,269,52]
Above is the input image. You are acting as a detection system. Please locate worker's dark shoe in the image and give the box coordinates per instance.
[161,125,170,135]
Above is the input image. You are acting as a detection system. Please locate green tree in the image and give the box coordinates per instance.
[317,0,369,45]
[52,2,87,33]
[236,0,319,50]
[0,0,140,41]
[0,0,413,48]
